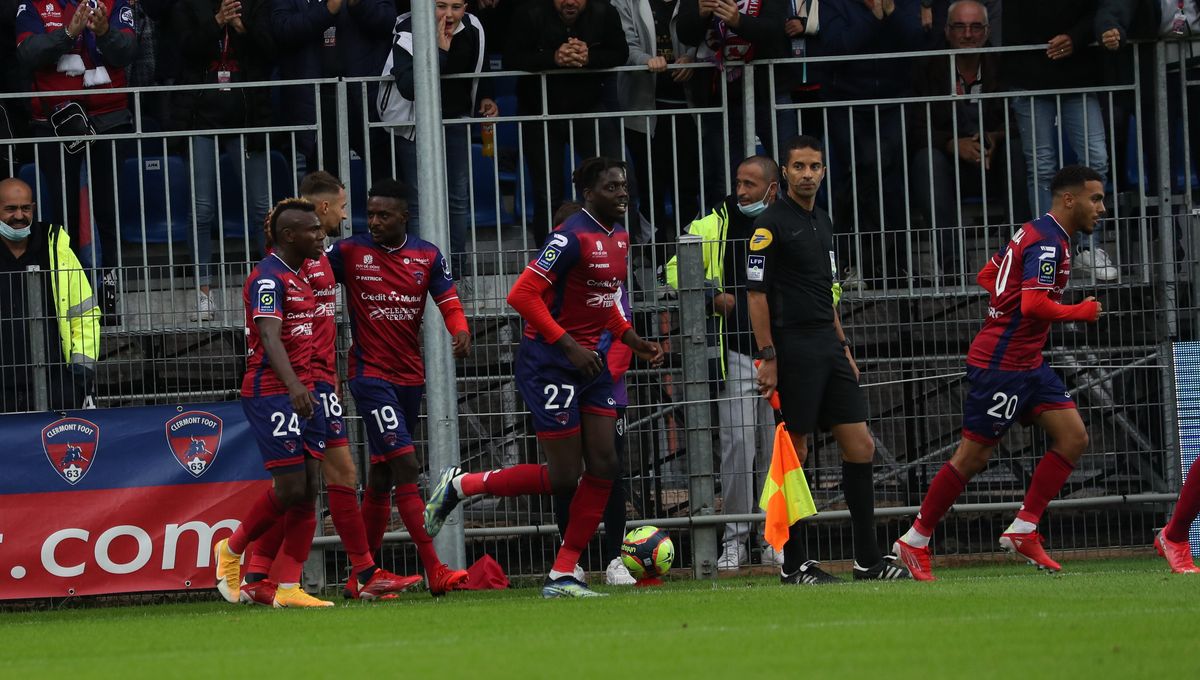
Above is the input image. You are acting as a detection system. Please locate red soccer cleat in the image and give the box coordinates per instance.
[999,531,1061,572]
[1155,530,1200,574]
[892,539,936,582]
[427,563,469,596]
[347,568,424,600]
[239,579,278,606]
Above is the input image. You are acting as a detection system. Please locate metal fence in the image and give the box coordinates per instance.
[2,37,1197,586]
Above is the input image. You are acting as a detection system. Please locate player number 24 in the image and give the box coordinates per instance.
[271,411,302,437]
[987,391,1019,420]
[543,384,576,410]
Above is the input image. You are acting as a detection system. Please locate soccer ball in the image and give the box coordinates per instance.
[620,526,675,580]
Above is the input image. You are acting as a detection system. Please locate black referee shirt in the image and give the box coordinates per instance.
[744,194,837,331]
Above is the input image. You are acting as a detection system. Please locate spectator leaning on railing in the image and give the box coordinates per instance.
[172,0,276,322]
[379,0,498,277]
[1003,0,1117,281]
[504,0,629,244]
[909,0,1029,282]
[17,0,138,324]
[0,177,99,414]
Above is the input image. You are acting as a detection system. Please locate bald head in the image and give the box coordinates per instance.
[0,178,35,235]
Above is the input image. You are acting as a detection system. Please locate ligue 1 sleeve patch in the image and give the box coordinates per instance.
[747,254,765,282]
[1038,259,1056,285]
[256,278,277,314]
[534,233,569,272]
[749,228,773,251]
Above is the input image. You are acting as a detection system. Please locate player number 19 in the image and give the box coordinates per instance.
[371,406,399,432]
[543,384,576,410]
[986,391,1019,420]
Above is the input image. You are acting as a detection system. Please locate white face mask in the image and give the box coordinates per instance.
[0,219,31,242]
[737,182,777,217]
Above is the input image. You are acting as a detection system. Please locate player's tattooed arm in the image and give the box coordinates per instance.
[255,317,315,418]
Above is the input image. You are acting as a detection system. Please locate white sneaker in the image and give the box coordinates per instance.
[759,544,785,566]
[1074,246,1118,281]
[191,291,214,321]
[605,557,637,586]
[572,563,587,584]
[716,540,747,570]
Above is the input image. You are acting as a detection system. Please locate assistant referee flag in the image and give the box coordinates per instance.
[759,422,818,551]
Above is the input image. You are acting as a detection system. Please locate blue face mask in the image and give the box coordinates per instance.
[737,182,777,217]
[0,219,31,242]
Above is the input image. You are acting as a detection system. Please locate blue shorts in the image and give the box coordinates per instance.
[242,393,327,472]
[348,377,423,464]
[961,363,1076,446]
[315,381,349,448]
[515,338,617,439]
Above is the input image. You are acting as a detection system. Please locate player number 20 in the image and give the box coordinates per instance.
[994,249,1015,296]
[371,406,400,432]
[543,384,576,410]
[270,411,302,437]
[986,391,1019,420]
[319,392,343,418]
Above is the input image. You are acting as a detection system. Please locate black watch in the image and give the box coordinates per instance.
[756,346,776,361]
[840,337,852,349]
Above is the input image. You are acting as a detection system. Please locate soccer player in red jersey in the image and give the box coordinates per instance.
[892,166,1107,580]
[237,174,423,605]
[326,179,472,596]
[214,199,333,608]
[1156,460,1200,573]
[426,158,663,598]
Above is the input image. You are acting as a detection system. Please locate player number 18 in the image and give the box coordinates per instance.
[319,392,343,418]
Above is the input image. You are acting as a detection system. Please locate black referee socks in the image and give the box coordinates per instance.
[843,460,882,567]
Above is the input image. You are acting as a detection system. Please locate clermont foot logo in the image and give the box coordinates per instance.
[166,411,224,478]
[42,417,100,486]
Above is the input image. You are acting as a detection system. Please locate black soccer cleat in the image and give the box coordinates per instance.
[852,555,912,581]
[781,560,841,585]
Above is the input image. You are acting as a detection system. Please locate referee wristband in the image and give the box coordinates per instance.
[840,338,852,349]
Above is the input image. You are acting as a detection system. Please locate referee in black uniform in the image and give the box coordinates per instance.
[746,135,910,584]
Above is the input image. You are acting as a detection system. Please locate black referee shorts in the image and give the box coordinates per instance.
[775,329,867,434]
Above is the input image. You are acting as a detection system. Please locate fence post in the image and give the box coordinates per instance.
[676,234,718,578]
[411,0,466,568]
[26,267,51,412]
[741,64,757,159]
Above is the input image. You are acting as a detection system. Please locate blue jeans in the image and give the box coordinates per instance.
[395,123,471,274]
[1011,94,1109,246]
[189,136,268,286]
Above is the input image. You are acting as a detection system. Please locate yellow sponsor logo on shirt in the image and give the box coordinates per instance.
[749,228,773,251]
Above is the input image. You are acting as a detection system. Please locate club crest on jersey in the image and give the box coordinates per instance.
[165,411,223,478]
[747,255,765,282]
[42,417,100,486]
[414,270,425,285]
[750,228,773,251]
[330,419,344,435]
[554,411,570,425]
[120,6,133,25]
[1038,260,1056,285]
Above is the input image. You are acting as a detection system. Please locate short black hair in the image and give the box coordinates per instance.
[367,179,409,204]
[1050,165,1104,196]
[572,156,626,196]
[781,135,825,165]
[300,171,344,198]
[739,154,780,181]
[266,197,316,244]
[553,201,583,225]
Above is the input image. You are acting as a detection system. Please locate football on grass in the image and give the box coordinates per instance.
[620,526,675,579]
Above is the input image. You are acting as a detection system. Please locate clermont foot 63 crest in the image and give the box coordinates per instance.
[165,411,224,478]
[42,417,101,485]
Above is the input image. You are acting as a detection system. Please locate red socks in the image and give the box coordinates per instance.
[1165,457,1200,543]
[461,464,551,497]
[1016,450,1074,525]
[246,519,286,577]
[395,483,441,574]
[914,463,968,536]
[362,489,392,555]
[228,488,284,555]
[274,502,317,585]
[327,484,376,575]
[552,473,613,574]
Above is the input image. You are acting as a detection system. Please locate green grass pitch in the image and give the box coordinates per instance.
[1,556,1195,679]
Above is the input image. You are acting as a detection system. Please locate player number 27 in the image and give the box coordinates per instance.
[543,384,576,410]
[271,411,302,437]
[986,391,1019,420]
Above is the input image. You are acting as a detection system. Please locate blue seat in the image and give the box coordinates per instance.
[470,143,516,229]
[219,150,295,240]
[118,156,190,243]
[1123,114,1199,193]
[494,96,519,151]
[19,164,57,224]
[348,157,369,234]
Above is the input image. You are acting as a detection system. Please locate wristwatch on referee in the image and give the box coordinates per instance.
[756,346,776,361]
[840,337,852,349]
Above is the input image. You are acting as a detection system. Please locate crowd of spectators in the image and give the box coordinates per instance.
[0,0,1195,319]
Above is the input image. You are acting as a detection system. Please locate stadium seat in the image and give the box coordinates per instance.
[470,143,516,229]
[219,150,295,240]
[18,164,57,224]
[348,156,368,234]
[1123,115,1199,193]
[118,155,190,243]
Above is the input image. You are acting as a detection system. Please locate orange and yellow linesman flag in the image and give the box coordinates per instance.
[759,422,817,552]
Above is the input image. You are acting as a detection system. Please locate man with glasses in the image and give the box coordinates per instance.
[910,0,1028,283]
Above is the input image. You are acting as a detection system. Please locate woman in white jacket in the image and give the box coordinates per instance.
[613,0,704,247]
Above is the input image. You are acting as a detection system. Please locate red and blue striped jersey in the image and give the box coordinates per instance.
[241,254,317,397]
[302,253,338,386]
[967,214,1073,371]
[523,210,630,350]
[326,233,459,385]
